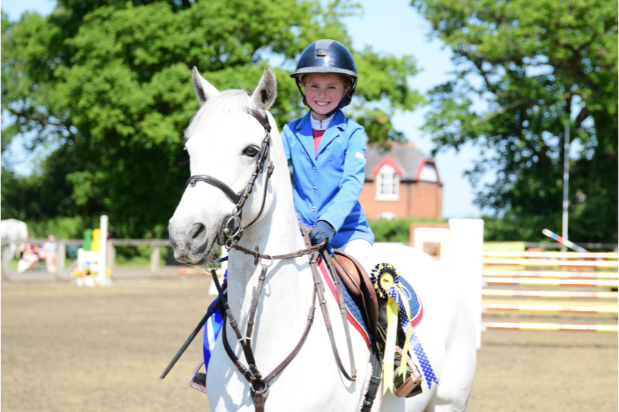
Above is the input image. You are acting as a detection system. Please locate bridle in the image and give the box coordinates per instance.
[178,107,357,412]
[185,108,274,247]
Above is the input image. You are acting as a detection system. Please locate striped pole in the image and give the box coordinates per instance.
[483,259,618,268]
[484,277,619,287]
[483,304,618,314]
[542,228,588,253]
[482,251,618,259]
[482,289,618,299]
[483,322,618,333]
[482,270,618,279]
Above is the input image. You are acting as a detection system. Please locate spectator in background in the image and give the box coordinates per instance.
[17,242,40,273]
[40,235,58,273]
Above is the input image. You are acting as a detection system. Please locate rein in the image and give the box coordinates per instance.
[168,107,357,412]
[216,234,356,412]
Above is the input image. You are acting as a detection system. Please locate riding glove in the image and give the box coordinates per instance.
[310,220,336,245]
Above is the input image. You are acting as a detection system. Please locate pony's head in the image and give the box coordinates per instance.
[169,67,278,265]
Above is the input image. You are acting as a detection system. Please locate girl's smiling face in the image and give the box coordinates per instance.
[302,73,350,120]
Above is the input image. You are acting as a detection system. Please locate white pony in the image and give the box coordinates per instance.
[168,67,476,412]
[1,219,29,259]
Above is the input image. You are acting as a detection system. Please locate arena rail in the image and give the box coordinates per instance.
[1,238,170,279]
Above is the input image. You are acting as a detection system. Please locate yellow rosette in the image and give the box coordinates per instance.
[371,263,413,394]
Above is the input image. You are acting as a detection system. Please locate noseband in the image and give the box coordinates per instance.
[185,108,274,246]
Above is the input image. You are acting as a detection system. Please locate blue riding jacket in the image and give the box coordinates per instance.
[281,110,374,248]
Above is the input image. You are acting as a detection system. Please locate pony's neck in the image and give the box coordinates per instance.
[226,165,310,331]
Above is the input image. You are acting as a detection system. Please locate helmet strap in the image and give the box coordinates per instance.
[295,80,309,108]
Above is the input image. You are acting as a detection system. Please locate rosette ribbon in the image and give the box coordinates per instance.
[371,263,439,393]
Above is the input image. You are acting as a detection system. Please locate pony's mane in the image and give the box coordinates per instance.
[185,89,256,140]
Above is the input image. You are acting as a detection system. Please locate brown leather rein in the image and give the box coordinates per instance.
[170,108,357,412]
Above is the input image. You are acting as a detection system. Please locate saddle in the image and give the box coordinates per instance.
[330,249,379,338]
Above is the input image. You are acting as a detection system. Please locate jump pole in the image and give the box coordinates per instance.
[483,251,617,259]
[542,228,588,253]
[483,322,618,333]
[483,259,618,268]
[482,289,618,299]
[483,277,618,287]
[483,303,618,314]
[482,270,618,279]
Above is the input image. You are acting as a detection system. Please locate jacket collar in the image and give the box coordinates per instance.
[295,109,347,132]
[294,110,347,164]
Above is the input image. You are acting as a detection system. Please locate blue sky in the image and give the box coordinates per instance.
[2,0,495,218]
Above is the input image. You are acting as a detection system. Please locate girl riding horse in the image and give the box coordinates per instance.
[283,39,376,273]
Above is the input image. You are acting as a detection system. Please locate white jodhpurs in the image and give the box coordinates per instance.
[339,239,377,275]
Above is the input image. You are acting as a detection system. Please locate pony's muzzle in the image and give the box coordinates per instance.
[169,221,211,264]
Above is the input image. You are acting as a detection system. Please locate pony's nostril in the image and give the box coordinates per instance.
[189,223,206,240]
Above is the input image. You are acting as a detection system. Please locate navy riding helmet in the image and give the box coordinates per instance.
[290,39,358,113]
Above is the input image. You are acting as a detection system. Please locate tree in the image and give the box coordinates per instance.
[2,0,423,238]
[413,0,617,242]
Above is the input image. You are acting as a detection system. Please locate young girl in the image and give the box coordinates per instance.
[282,39,375,270]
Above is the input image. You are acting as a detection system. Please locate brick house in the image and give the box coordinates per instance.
[359,142,443,220]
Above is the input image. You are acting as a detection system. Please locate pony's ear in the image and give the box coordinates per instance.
[251,67,277,110]
[192,67,220,105]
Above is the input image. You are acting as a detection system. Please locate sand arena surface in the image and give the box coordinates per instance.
[2,278,617,411]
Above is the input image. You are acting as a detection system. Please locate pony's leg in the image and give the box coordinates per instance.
[424,289,477,412]
[9,243,17,260]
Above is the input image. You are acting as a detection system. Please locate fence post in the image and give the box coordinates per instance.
[56,241,66,279]
[150,245,160,275]
[107,242,116,274]
[96,215,111,286]
[448,218,484,349]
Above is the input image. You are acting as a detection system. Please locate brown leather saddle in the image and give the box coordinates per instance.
[330,249,379,337]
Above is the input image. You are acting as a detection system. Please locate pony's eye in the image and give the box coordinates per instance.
[243,146,259,157]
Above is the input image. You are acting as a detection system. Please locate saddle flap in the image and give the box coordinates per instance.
[333,250,379,337]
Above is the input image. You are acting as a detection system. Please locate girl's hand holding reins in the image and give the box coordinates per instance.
[310,220,336,246]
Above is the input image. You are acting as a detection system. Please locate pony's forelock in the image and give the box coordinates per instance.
[185,89,256,140]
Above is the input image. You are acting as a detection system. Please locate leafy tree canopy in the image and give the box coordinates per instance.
[2,0,423,238]
[413,0,617,242]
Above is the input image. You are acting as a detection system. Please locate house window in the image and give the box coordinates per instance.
[423,242,441,260]
[376,165,399,201]
[418,164,438,182]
